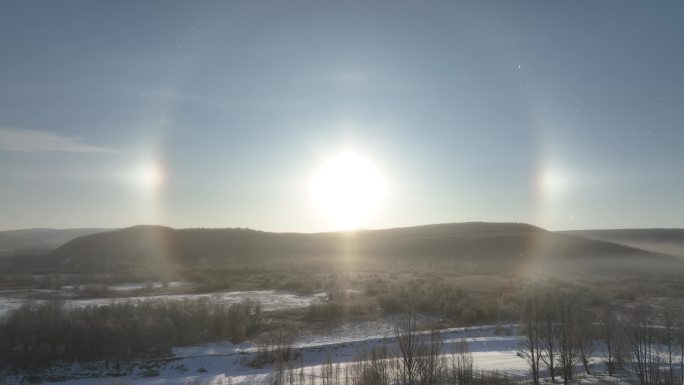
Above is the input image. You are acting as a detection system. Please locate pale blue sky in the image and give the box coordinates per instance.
[1,1,683,231]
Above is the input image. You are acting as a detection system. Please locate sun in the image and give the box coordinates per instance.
[131,161,165,193]
[310,152,387,230]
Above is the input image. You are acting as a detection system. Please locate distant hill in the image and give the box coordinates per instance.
[35,222,679,276]
[0,228,109,256]
[562,229,684,258]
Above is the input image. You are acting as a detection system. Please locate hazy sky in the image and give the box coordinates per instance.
[1,1,683,232]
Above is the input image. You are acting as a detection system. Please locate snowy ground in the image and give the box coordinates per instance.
[0,291,615,385]
[78,281,190,291]
[0,324,559,385]
[0,289,327,316]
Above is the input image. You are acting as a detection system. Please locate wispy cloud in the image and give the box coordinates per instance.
[129,86,315,111]
[0,127,117,153]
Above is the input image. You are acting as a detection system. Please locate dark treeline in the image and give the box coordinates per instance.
[376,280,517,324]
[0,299,262,372]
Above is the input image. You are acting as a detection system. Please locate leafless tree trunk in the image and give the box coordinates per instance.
[350,346,391,385]
[395,313,420,385]
[601,303,619,376]
[417,329,443,385]
[321,353,334,385]
[678,317,684,385]
[625,306,662,385]
[299,357,306,385]
[273,353,285,385]
[557,293,581,385]
[540,291,559,382]
[308,366,315,385]
[663,309,681,385]
[287,359,295,385]
[576,310,595,375]
[520,290,542,385]
[449,339,474,385]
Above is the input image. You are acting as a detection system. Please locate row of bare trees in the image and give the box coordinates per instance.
[271,313,514,385]
[520,288,684,385]
[519,289,597,385]
[0,299,263,372]
[624,306,684,385]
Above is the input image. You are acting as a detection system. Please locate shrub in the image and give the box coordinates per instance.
[141,368,160,377]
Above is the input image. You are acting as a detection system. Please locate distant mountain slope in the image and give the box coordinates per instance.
[41,222,678,276]
[562,229,684,257]
[0,228,109,255]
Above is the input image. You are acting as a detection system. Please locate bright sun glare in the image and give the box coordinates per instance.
[310,152,387,230]
[131,162,164,193]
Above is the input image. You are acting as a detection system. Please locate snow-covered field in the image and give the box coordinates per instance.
[0,292,615,385]
[108,281,190,291]
[0,289,327,316]
[0,324,541,385]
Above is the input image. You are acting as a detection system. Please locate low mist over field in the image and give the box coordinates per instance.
[2,223,680,279]
[0,228,107,256]
[562,229,684,258]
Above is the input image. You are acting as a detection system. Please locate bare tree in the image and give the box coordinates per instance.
[557,293,581,385]
[679,317,684,385]
[662,309,681,385]
[287,359,296,385]
[601,303,620,376]
[350,346,391,385]
[448,339,474,385]
[299,357,306,385]
[539,291,560,382]
[321,353,334,385]
[395,313,420,385]
[273,352,285,385]
[625,306,662,385]
[519,290,542,384]
[576,309,595,375]
[417,329,443,385]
